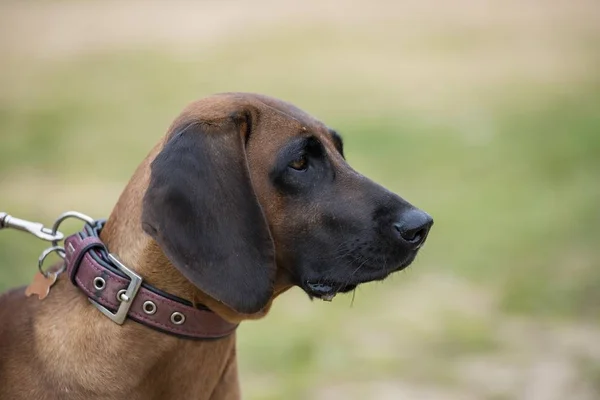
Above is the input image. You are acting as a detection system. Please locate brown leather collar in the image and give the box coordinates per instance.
[63,221,238,340]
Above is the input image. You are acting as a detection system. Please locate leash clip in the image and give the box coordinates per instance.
[0,212,65,242]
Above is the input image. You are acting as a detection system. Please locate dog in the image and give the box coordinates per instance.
[0,93,433,399]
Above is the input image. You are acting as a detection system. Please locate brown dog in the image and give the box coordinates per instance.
[0,93,432,399]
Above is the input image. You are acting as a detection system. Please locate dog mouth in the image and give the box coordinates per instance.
[304,280,358,301]
[302,253,420,301]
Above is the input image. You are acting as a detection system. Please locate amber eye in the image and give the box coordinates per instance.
[288,155,308,171]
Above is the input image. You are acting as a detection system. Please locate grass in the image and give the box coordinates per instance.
[1,1,599,398]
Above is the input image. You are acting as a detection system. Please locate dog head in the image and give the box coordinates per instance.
[142,93,433,316]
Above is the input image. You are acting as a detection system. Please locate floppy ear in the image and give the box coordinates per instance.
[141,116,275,314]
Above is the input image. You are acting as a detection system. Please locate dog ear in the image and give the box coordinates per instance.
[141,116,275,314]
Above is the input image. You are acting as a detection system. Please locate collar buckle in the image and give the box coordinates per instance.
[89,253,142,325]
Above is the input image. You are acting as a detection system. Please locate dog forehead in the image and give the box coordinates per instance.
[239,94,335,146]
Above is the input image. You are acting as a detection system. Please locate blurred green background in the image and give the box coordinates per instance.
[1,1,599,399]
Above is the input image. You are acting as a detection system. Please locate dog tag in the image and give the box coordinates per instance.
[25,271,58,300]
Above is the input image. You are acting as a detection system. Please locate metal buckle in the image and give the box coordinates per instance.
[89,254,142,325]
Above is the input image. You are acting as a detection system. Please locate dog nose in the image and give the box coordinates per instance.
[393,209,433,248]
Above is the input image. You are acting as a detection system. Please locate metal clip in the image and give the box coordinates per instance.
[0,212,64,242]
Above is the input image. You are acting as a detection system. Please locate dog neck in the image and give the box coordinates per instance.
[34,276,240,398]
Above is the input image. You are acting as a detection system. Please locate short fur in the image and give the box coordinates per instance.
[0,93,432,399]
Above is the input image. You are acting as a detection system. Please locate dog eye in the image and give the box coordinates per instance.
[288,155,308,171]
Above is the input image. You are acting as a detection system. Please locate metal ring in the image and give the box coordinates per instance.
[116,289,129,303]
[142,301,157,315]
[93,277,106,291]
[170,312,185,325]
[38,246,66,278]
[50,211,95,257]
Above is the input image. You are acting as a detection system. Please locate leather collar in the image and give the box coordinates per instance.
[63,220,238,340]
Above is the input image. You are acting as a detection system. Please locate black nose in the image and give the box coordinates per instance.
[393,209,433,248]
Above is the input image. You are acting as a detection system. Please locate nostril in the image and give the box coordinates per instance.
[408,227,427,244]
[396,225,427,243]
[393,209,433,247]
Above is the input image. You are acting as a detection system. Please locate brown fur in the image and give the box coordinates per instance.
[0,93,344,399]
